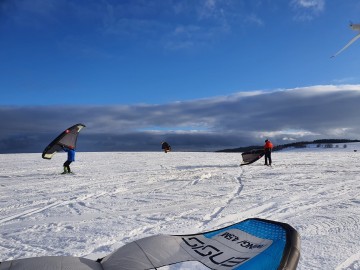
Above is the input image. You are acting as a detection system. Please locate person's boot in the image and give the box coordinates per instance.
[62,166,68,174]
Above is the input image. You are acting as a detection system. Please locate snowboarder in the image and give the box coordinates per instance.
[62,146,75,174]
[264,139,273,166]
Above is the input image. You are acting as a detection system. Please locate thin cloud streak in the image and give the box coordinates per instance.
[290,0,325,21]
[1,85,360,153]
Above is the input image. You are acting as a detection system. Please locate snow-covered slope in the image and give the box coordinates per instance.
[1,145,360,269]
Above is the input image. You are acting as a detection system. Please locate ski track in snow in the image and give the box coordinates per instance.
[200,171,245,229]
[335,250,360,270]
[1,147,360,269]
[0,190,124,224]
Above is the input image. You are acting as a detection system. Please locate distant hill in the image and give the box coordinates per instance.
[216,139,360,153]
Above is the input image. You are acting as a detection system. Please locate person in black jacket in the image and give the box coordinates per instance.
[161,142,171,153]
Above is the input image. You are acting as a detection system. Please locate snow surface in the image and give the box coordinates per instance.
[1,144,360,270]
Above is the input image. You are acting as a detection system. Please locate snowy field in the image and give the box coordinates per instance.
[1,144,360,270]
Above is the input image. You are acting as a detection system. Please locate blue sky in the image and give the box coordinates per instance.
[1,0,360,152]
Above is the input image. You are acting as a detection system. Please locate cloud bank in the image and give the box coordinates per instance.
[1,85,360,153]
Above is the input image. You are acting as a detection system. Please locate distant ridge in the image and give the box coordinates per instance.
[216,139,360,153]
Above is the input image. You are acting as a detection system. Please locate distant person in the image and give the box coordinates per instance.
[264,139,273,166]
[161,141,171,153]
[62,146,75,174]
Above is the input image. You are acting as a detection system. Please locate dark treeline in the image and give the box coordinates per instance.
[216,139,360,153]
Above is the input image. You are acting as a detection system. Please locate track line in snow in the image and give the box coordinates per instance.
[0,201,68,224]
[335,251,360,270]
[0,189,124,224]
[200,169,244,227]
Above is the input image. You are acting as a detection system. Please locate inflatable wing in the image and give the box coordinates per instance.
[241,149,265,166]
[350,23,360,31]
[42,123,86,159]
[0,218,300,270]
[0,256,102,270]
[332,23,360,57]
[332,32,360,58]
[161,141,171,153]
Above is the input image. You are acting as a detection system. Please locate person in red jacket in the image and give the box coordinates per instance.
[264,139,273,166]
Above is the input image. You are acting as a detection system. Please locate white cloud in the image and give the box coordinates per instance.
[332,77,359,84]
[245,13,264,26]
[292,0,325,11]
[291,0,325,21]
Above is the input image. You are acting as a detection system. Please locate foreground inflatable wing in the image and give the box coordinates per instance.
[101,218,300,270]
[241,149,265,166]
[0,256,102,270]
[42,123,86,159]
[332,32,360,57]
[0,218,300,270]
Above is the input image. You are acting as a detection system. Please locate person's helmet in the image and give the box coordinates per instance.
[265,139,268,142]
